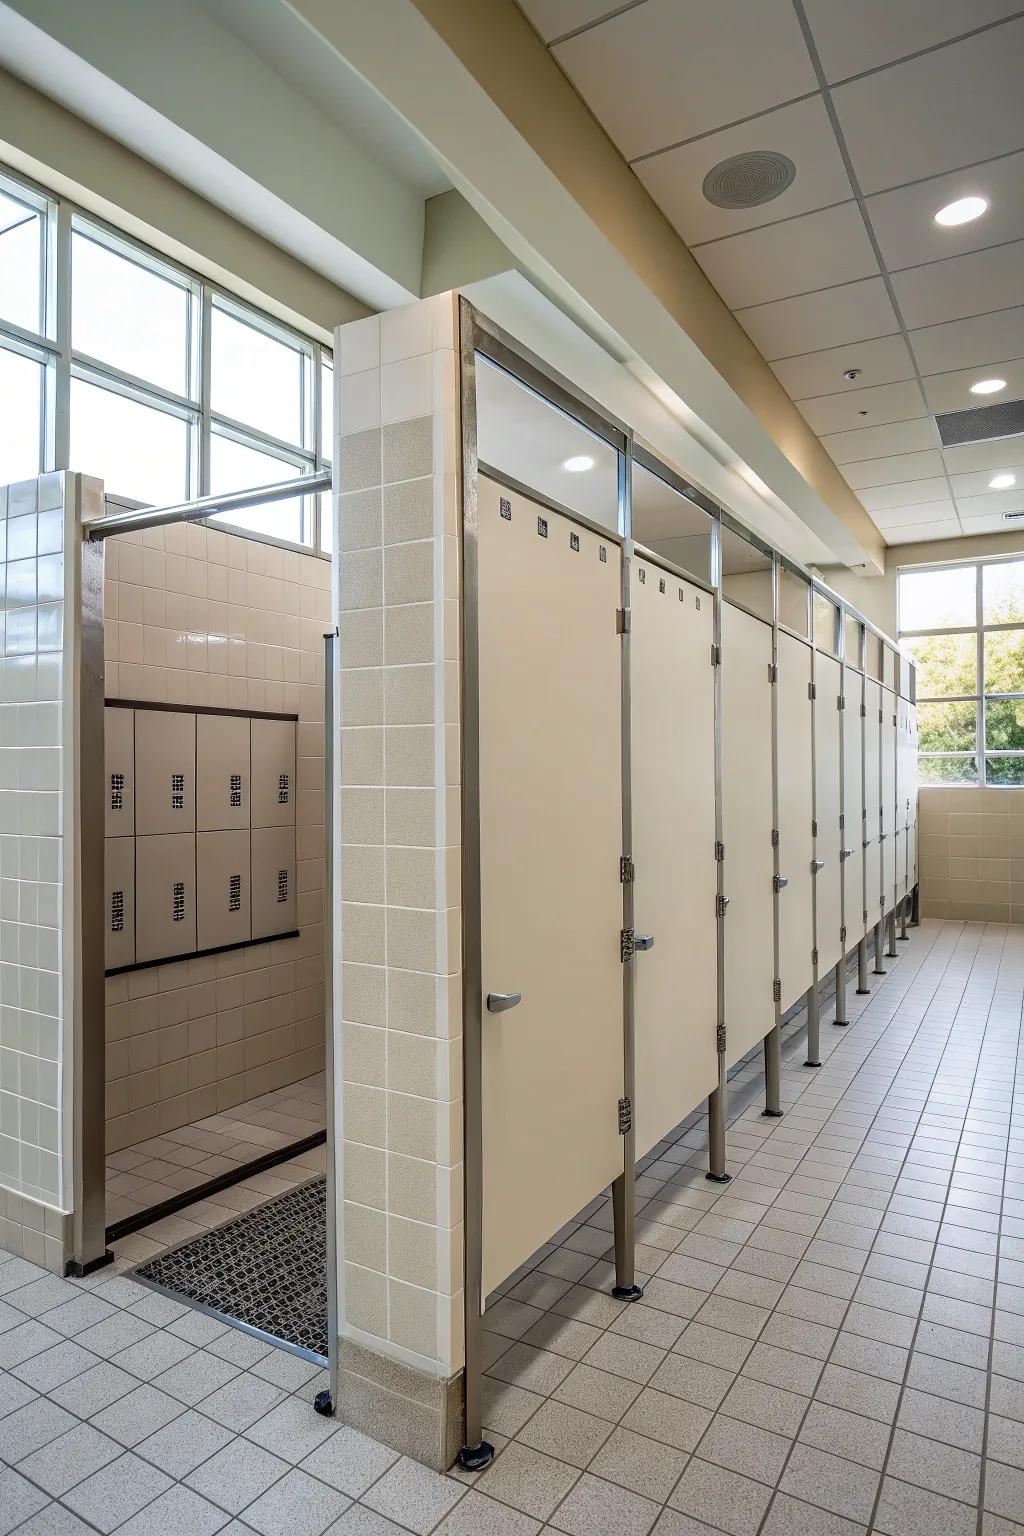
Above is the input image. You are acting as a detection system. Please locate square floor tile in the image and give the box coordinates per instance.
[553,1363,643,1423]
[874,1475,976,1536]
[136,1407,234,1478]
[184,1437,292,1516]
[588,1424,687,1502]
[550,1470,660,1536]
[115,1484,231,1536]
[361,1455,467,1534]
[780,1444,880,1524]
[516,1398,612,1468]
[16,1421,122,1498]
[474,1442,579,1522]
[300,1424,400,1498]
[0,1468,49,1535]
[434,1489,540,1536]
[668,1457,772,1536]
[63,1451,174,1534]
[241,1466,350,1536]
[697,1412,791,1486]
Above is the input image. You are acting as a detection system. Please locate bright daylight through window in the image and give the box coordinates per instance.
[0,163,332,553]
[899,559,1024,786]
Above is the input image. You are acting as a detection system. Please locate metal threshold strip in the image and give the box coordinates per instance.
[84,469,332,540]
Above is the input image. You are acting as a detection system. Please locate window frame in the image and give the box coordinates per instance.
[0,158,332,557]
[898,553,1024,785]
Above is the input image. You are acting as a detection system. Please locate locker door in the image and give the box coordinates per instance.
[135,709,196,835]
[197,714,250,831]
[842,669,866,943]
[776,631,814,1010]
[477,475,623,1296]
[197,830,251,949]
[104,706,135,838]
[864,678,883,926]
[135,833,196,962]
[721,601,775,1065]
[251,825,297,939]
[881,691,897,910]
[104,836,135,971]
[631,555,717,1159]
[814,653,843,972]
[251,718,296,828]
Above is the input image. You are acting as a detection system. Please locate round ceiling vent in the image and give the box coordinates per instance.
[702,151,797,210]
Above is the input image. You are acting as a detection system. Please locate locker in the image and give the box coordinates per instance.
[197,830,251,950]
[104,706,135,838]
[251,718,296,828]
[104,836,135,971]
[134,708,196,835]
[476,475,623,1295]
[864,678,883,926]
[251,825,297,940]
[775,630,814,1010]
[197,713,251,832]
[631,555,717,1158]
[881,691,897,910]
[841,666,866,943]
[814,653,843,973]
[721,601,775,1065]
[135,833,196,963]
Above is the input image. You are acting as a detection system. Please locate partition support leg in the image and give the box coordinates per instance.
[885,909,898,958]
[899,897,909,941]
[611,1169,642,1301]
[911,884,920,925]
[872,921,886,975]
[804,979,820,1068]
[834,953,848,1026]
[763,1025,783,1116]
[706,1066,730,1183]
[856,938,870,995]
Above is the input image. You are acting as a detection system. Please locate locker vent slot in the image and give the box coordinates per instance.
[173,882,186,922]
[229,874,241,913]
[171,773,185,811]
[277,773,290,805]
[230,774,242,809]
[277,869,289,903]
[570,531,580,552]
[110,773,125,812]
[111,890,124,933]
[499,497,511,521]
[537,516,548,538]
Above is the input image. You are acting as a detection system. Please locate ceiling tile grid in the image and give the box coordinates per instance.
[516,0,1024,548]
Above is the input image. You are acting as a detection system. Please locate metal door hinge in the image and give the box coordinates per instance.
[773,979,782,1003]
[716,1023,727,1053]
[839,813,845,830]
[808,682,816,700]
[620,855,634,884]
[616,608,630,634]
[769,663,778,684]
[771,829,780,849]
[711,643,720,667]
[840,925,847,942]
[838,695,845,710]
[863,909,868,926]
[811,947,818,966]
[618,1096,632,1135]
[714,840,725,862]
[879,710,883,722]
[620,928,634,963]
[861,703,866,717]
[716,894,730,918]
[812,818,818,836]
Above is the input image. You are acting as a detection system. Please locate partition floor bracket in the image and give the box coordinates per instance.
[458,1442,495,1471]
[612,1284,644,1302]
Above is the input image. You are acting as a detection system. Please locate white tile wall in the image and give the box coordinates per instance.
[100,521,331,1152]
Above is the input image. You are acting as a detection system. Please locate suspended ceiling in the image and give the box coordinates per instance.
[517,0,1024,547]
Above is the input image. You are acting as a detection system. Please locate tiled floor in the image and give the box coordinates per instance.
[104,1074,326,1237]
[2,918,1023,1534]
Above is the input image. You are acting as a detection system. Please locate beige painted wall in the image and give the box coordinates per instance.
[919,784,1024,924]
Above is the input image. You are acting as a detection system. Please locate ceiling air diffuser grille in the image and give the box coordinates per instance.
[702,151,796,209]
[936,398,1024,447]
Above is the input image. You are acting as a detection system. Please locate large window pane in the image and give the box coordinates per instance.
[844,614,863,666]
[0,345,43,482]
[918,755,978,785]
[633,462,713,584]
[209,433,305,543]
[778,569,809,636]
[899,565,975,631]
[984,629,1024,695]
[902,631,976,699]
[70,377,189,505]
[984,561,1024,625]
[985,755,1024,786]
[72,230,190,396]
[211,304,304,445]
[919,699,976,754]
[722,527,772,620]
[985,698,1024,751]
[0,190,43,334]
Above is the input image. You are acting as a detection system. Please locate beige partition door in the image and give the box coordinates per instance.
[842,669,867,943]
[477,475,624,1296]
[776,631,814,1010]
[881,692,897,909]
[631,554,717,1158]
[721,601,775,1065]
[864,678,883,925]
[895,697,909,897]
[814,653,843,972]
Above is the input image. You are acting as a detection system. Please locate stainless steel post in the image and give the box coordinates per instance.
[834,952,848,1026]
[804,978,820,1067]
[857,937,870,994]
[911,884,920,925]
[873,920,886,974]
[898,897,909,940]
[763,1025,783,1116]
[707,1064,730,1183]
[314,632,339,1419]
[886,909,897,957]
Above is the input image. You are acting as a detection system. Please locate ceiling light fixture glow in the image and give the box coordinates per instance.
[562,455,594,473]
[990,473,1017,490]
[970,378,1007,395]
[934,195,988,226]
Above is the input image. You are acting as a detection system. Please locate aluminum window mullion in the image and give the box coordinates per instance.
[52,198,72,472]
[199,284,212,498]
[976,561,986,784]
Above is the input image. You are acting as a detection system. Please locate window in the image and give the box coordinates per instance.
[898,557,1024,785]
[0,159,332,553]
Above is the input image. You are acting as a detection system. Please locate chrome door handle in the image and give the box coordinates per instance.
[811,860,824,873]
[635,934,655,951]
[840,848,853,860]
[773,875,788,892]
[486,992,522,1013]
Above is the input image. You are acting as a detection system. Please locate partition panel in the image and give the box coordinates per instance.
[842,667,867,943]
[775,630,814,1010]
[721,601,775,1065]
[631,554,717,1156]
[881,691,897,910]
[814,653,843,972]
[896,696,911,898]
[477,475,624,1296]
[864,677,883,926]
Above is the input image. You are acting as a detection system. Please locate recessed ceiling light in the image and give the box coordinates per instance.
[562,455,594,473]
[990,473,1017,490]
[970,377,1007,395]
[934,195,988,226]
